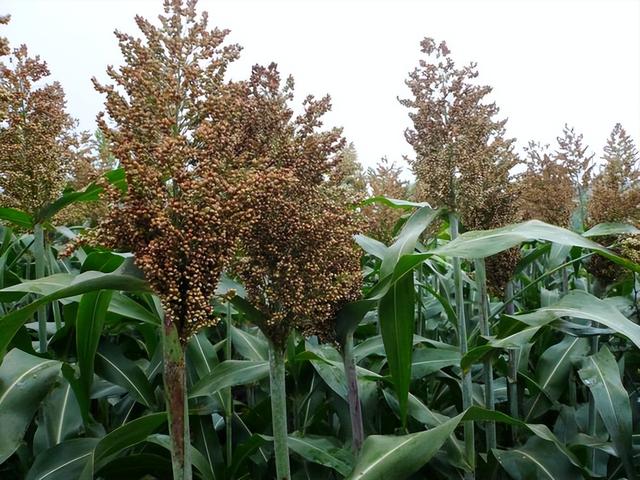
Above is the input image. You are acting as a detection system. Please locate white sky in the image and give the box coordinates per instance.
[4,0,640,176]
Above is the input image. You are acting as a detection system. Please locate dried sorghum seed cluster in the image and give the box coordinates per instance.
[88,0,361,342]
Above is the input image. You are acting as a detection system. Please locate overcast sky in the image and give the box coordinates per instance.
[4,0,639,175]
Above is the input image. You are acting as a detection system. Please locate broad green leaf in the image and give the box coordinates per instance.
[95,343,155,407]
[0,207,34,229]
[146,433,216,480]
[345,413,462,480]
[81,251,127,273]
[383,390,468,470]
[335,299,377,344]
[41,379,83,447]
[287,433,354,476]
[0,349,61,463]
[191,416,222,479]
[304,343,380,401]
[360,196,431,210]
[77,290,113,397]
[108,292,160,325]
[493,437,582,480]
[578,346,634,478]
[187,332,220,379]
[26,438,99,480]
[411,347,460,378]
[461,407,590,476]
[582,222,640,237]
[381,206,440,277]
[378,271,414,426]
[432,220,639,273]
[34,168,125,224]
[80,412,166,477]
[353,334,450,362]
[231,326,268,361]
[511,290,640,349]
[525,336,589,421]
[354,234,388,259]
[0,272,150,358]
[189,360,269,398]
[0,273,74,296]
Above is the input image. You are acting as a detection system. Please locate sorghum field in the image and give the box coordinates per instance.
[1,1,639,479]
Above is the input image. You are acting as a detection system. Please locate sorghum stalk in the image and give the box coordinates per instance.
[588,279,604,471]
[162,316,192,480]
[474,258,495,450]
[416,267,424,336]
[34,223,47,353]
[225,302,233,466]
[505,281,519,444]
[343,329,364,453]
[450,213,475,472]
[269,342,291,480]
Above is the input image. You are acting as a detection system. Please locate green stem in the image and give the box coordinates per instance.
[589,279,604,471]
[505,281,519,444]
[343,329,364,453]
[34,224,47,353]
[416,267,424,336]
[162,317,192,480]
[474,258,495,450]
[450,213,475,474]
[269,342,291,480]
[225,302,233,467]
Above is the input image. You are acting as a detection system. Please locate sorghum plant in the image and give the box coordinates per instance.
[402,37,519,471]
[232,65,362,478]
[0,43,75,216]
[363,157,410,244]
[87,1,269,476]
[519,141,575,227]
[586,124,640,284]
[555,124,595,230]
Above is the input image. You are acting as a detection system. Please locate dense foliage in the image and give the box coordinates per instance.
[1,2,639,480]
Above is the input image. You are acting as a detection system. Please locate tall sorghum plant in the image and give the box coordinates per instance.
[86,1,272,476]
[402,37,521,472]
[232,65,363,477]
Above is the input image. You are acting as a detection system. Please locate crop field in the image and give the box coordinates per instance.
[0,1,639,479]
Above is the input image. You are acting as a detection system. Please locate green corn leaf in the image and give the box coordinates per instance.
[189,360,269,398]
[511,290,640,349]
[231,326,268,361]
[0,349,61,463]
[345,413,462,480]
[77,290,114,398]
[525,336,589,421]
[95,342,155,407]
[0,272,150,359]
[378,270,414,427]
[287,433,354,476]
[0,207,34,229]
[578,346,634,478]
[493,437,583,480]
[26,438,99,480]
